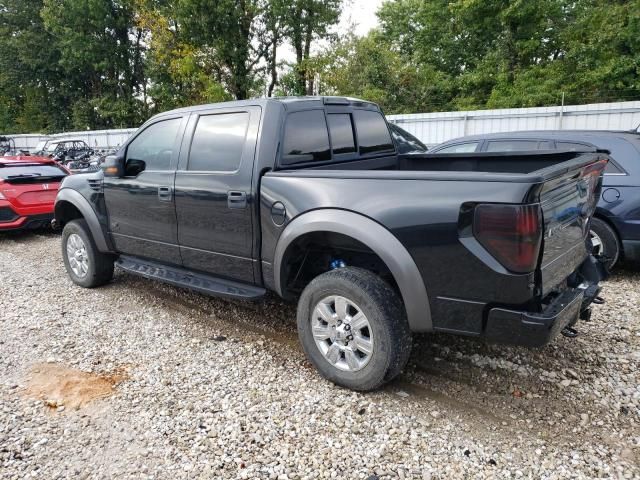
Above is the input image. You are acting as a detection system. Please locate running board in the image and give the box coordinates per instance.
[115,255,266,300]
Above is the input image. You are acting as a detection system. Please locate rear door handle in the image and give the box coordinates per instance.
[158,186,172,201]
[227,191,247,209]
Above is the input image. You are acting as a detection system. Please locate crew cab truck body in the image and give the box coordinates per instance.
[54,97,608,391]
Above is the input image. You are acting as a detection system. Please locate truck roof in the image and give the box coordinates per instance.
[151,96,380,121]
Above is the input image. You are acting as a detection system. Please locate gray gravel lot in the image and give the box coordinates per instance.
[1,231,639,479]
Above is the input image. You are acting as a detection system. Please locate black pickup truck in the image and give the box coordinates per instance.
[54,96,608,391]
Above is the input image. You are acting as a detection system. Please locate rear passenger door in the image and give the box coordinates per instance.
[174,106,261,283]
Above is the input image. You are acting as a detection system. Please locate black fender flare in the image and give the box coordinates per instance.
[273,209,432,332]
[55,188,111,252]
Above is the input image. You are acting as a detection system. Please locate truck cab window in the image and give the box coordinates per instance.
[188,112,249,172]
[353,110,394,155]
[327,113,356,155]
[126,118,181,172]
[282,110,331,165]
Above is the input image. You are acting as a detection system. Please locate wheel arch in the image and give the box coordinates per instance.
[55,189,111,252]
[273,209,432,332]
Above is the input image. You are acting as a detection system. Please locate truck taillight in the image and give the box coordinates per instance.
[473,204,542,273]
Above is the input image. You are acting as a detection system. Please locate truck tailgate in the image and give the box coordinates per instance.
[537,158,607,295]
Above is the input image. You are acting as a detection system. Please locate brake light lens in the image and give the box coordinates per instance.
[473,204,542,273]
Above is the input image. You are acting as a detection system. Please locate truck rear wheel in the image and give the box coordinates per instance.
[297,267,412,391]
[62,219,114,288]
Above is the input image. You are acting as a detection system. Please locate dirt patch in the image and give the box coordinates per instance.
[24,363,127,411]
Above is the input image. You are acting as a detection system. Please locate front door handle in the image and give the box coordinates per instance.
[227,191,247,209]
[158,186,172,201]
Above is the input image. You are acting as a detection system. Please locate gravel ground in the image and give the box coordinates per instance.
[1,231,639,479]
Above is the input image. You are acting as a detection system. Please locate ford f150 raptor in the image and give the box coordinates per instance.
[54,96,608,391]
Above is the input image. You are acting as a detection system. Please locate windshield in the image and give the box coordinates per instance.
[34,141,48,151]
[45,143,59,153]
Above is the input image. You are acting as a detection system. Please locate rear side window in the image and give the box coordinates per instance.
[436,142,479,153]
[604,162,624,174]
[353,110,394,155]
[556,141,593,151]
[282,110,330,165]
[486,140,541,152]
[327,114,356,155]
[188,112,249,172]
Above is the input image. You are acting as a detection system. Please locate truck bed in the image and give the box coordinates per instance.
[262,150,608,335]
[290,149,602,179]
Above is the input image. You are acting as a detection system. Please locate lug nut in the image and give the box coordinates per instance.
[344,324,351,331]
[347,335,353,341]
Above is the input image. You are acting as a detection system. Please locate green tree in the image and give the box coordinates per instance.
[281,0,341,95]
[312,31,456,113]
[136,0,232,111]
[375,0,639,110]
[177,0,268,100]
[0,0,64,132]
[41,0,147,129]
[557,0,640,105]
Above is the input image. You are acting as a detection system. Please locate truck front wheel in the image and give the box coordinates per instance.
[61,219,114,288]
[297,267,412,391]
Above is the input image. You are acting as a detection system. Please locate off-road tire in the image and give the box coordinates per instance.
[61,219,114,288]
[297,267,412,391]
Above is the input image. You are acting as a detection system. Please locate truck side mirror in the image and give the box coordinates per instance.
[102,154,125,177]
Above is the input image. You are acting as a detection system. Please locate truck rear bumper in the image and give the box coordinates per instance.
[484,285,598,348]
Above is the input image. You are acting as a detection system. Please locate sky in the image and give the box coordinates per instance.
[339,0,385,36]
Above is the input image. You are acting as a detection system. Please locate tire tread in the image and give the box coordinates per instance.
[297,267,412,391]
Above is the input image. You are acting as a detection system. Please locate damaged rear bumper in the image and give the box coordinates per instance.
[484,255,607,348]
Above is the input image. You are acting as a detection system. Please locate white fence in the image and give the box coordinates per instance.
[387,101,640,147]
[6,128,137,152]
[4,100,640,151]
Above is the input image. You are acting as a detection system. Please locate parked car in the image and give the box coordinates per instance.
[0,157,68,231]
[0,136,16,156]
[34,139,93,161]
[54,97,607,391]
[430,130,640,269]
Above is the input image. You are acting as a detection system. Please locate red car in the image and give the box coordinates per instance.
[0,156,68,231]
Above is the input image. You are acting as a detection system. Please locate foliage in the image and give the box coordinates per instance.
[369,0,640,111]
[0,0,638,132]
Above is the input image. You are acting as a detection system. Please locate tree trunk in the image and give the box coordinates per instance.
[303,12,314,95]
[268,32,278,97]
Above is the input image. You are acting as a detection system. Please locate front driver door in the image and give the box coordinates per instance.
[103,115,186,265]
